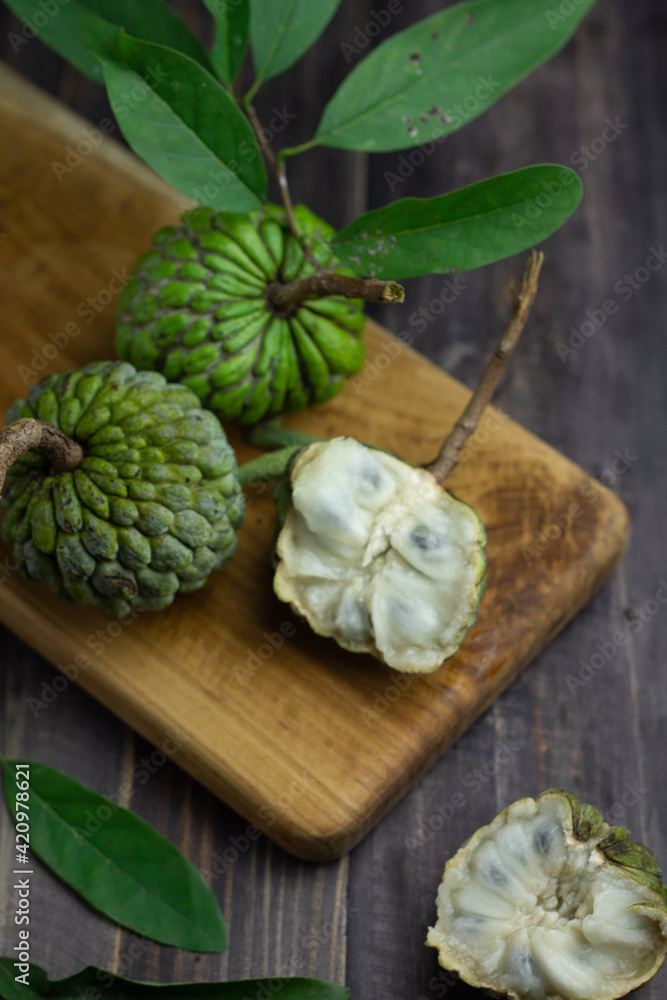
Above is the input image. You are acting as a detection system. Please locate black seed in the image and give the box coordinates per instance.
[410,525,441,551]
[360,460,381,489]
[536,823,554,854]
[455,915,484,935]
[487,864,509,887]
[508,949,541,988]
[318,505,345,531]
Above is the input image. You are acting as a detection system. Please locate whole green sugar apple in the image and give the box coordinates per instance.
[0,361,244,616]
[115,204,367,425]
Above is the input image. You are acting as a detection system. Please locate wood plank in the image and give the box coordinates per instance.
[347,1,667,997]
[1,0,666,996]
[0,63,629,863]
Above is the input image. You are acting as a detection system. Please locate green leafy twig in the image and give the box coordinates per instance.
[3,0,595,277]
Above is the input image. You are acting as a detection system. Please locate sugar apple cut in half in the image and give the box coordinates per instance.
[115,204,366,425]
[0,362,244,616]
[426,790,667,999]
[273,437,486,673]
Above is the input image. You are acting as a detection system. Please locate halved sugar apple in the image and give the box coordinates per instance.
[115,204,366,425]
[427,790,667,999]
[273,437,486,673]
[1,361,244,616]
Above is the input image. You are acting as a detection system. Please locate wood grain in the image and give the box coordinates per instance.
[0,1,665,997]
[0,63,629,863]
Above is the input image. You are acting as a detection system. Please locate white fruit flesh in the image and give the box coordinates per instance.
[427,796,667,999]
[274,438,486,673]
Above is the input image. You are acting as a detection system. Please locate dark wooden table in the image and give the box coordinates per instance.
[1,2,665,997]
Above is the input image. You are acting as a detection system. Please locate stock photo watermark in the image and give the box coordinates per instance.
[232,620,298,684]
[544,0,592,29]
[201,770,315,879]
[383,78,500,193]
[7,0,69,52]
[555,246,666,362]
[570,116,628,172]
[340,0,406,62]
[359,673,413,726]
[52,120,117,181]
[564,580,667,694]
[349,273,468,396]
[513,116,627,238]
[26,605,149,717]
[189,106,296,207]
[404,738,524,855]
[521,448,638,565]
[71,729,189,839]
[16,269,128,388]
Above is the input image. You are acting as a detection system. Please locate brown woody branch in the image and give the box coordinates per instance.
[268,271,405,309]
[428,250,544,485]
[0,418,84,496]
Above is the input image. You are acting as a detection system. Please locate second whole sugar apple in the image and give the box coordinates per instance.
[115,204,366,425]
[0,361,244,616]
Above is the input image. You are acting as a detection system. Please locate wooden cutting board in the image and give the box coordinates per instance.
[0,65,629,861]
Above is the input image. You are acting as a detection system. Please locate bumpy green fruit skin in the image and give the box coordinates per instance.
[115,204,366,425]
[1,362,244,616]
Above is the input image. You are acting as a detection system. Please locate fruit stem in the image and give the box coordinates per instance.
[238,446,303,485]
[247,419,325,453]
[0,418,84,497]
[269,272,405,308]
[428,249,544,485]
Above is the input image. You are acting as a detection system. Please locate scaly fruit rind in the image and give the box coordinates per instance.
[1,362,244,616]
[116,204,366,425]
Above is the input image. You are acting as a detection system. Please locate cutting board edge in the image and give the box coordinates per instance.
[0,61,633,862]
[248,496,631,860]
[0,485,628,862]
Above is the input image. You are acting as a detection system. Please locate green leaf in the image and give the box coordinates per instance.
[2,762,227,953]
[0,963,350,1000]
[3,0,212,83]
[4,0,117,82]
[313,0,597,152]
[333,165,583,279]
[99,36,267,212]
[0,960,47,1000]
[249,0,342,88]
[203,0,250,84]
[78,0,213,69]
